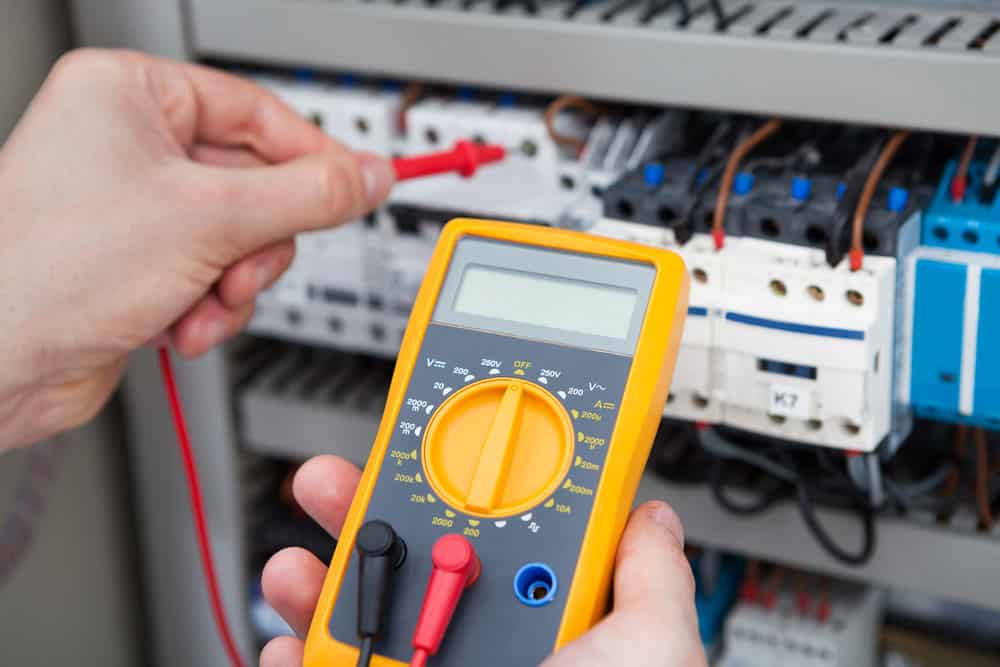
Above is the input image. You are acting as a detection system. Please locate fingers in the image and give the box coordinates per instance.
[191,144,266,168]
[196,150,394,259]
[613,500,695,619]
[261,547,327,638]
[170,293,255,357]
[541,501,705,667]
[293,455,364,537]
[175,60,334,162]
[217,240,296,309]
[260,635,305,667]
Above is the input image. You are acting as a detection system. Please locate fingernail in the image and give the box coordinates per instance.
[203,319,228,349]
[255,263,272,291]
[647,501,685,546]
[358,153,395,206]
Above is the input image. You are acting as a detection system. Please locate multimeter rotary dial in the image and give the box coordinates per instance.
[421,378,575,519]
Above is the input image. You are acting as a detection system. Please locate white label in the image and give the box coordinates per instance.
[769,384,810,419]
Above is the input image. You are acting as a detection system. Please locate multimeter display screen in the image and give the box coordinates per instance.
[453,264,638,340]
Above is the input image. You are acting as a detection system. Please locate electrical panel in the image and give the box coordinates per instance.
[72,1,1000,665]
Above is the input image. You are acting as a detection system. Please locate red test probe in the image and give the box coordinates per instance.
[409,534,481,667]
[392,140,507,181]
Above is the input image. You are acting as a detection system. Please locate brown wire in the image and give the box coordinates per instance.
[849,130,910,270]
[937,425,966,523]
[974,428,995,531]
[712,118,783,248]
[543,95,603,156]
[952,134,979,200]
[397,82,425,132]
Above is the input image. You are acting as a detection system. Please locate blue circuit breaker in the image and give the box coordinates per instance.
[906,248,1000,428]
[922,160,1000,255]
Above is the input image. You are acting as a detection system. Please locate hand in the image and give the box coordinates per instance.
[0,49,394,449]
[261,456,707,667]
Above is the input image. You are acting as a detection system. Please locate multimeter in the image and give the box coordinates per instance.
[304,219,689,666]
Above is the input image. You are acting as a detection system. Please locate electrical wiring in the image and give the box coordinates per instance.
[712,118,783,250]
[158,348,248,667]
[397,82,425,132]
[774,447,876,566]
[542,95,602,157]
[709,460,788,516]
[357,636,375,667]
[951,134,979,203]
[974,428,995,531]
[826,141,881,268]
[849,129,909,271]
[984,142,1000,188]
[697,428,796,482]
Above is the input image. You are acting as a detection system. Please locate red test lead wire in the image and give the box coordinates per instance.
[392,140,506,181]
[409,534,481,667]
[158,348,248,667]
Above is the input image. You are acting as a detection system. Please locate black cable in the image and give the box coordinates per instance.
[794,482,876,566]
[710,459,788,516]
[357,637,374,667]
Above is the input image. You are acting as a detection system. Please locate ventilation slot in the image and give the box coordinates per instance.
[924,18,961,47]
[796,9,834,39]
[880,14,918,45]
[838,12,874,42]
[602,0,641,23]
[756,6,793,35]
[968,20,1000,50]
[719,3,754,32]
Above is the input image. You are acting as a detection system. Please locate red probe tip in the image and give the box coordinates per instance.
[410,534,480,666]
[392,140,507,182]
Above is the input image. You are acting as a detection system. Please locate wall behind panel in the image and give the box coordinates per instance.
[0,2,143,665]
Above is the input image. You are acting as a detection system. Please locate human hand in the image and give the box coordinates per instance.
[260,456,707,667]
[0,49,394,449]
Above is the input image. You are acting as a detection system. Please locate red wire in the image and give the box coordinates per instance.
[158,347,248,667]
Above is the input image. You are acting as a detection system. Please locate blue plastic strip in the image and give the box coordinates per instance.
[688,306,709,317]
[974,268,1000,420]
[724,312,865,340]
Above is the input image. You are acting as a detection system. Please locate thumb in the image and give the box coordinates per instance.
[198,149,395,260]
[542,501,706,667]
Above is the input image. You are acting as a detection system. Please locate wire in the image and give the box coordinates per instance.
[397,82,425,132]
[849,130,909,271]
[543,95,602,157]
[158,348,248,667]
[985,142,1000,187]
[794,479,876,566]
[709,460,787,516]
[410,648,429,667]
[357,637,374,667]
[697,428,796,482]
[951,135,979,203]
[712,118,782,249]
[974,428,995,531]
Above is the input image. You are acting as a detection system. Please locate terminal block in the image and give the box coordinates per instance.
[257,73,402,156]
[923,160,1000,255]
[743,171,918,257]
[718,579,883,667]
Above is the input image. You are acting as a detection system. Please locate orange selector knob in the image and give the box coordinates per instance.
[421,379,574,518]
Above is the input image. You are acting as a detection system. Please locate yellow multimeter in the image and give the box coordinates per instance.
[304,219,689,666]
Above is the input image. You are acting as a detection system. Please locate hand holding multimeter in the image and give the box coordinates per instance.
[258,219,701,667]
